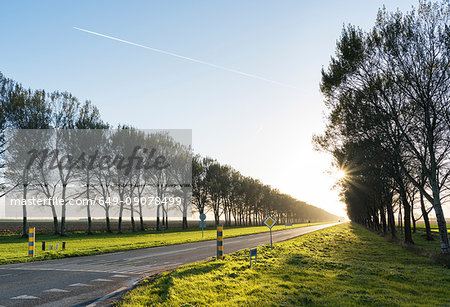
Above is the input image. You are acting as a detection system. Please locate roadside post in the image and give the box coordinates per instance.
[264,216,276,249]
[42,242,45,251]
[62,242,66,250]
[199,213,206,238]
[28,227,35,257]
[249,248,257,268]
[217,225,223,260]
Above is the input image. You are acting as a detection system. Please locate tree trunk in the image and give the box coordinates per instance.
[22,183,28,237]
[87,201,92,235]
[131,202,136,232]
[380,207,387,236]
[140,216,145,231]
[214,213,219,226]
[87,216,93,235]
[156,204,161,231]
[60,185,67,236]
[400,190,414,244]
[53,216,59,235]
[420,191,433,241]
[138,198,144,231]
[106,215,111,233]
[51,203,59,235]
[118,196,124,233]
[427,125,450,254]
[430,179,449,253]
[87,173,93,235]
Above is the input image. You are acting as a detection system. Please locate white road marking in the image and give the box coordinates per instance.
[43,288,69,293]
[0,274,12,277]
[126,247,200,261]
[111,274,129,278]
[69,283,90,287]
[10,295,39,299]
[93,251,124,256]
[92,278,113,282]
[2,267,111,273]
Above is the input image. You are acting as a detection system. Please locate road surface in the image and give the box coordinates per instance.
[0,223,339,307]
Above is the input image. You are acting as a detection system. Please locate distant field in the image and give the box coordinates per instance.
[0,219,215,235]
[0,219,334,235]
[415,223,450,233]
[118,223,450,307]
[0,222,329,264]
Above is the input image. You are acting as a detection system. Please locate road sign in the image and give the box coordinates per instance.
[199,221,207,228]
[200,213,206,221]
[264,216,276,249]
[264,216,276,229]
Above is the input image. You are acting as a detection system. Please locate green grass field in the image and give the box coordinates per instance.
[118,223,450,307]
[0,222,328,264]
[415,223,450,233]
[396,223,450,255]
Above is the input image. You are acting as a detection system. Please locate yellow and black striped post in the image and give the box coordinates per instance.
[217,225,223,260]
[28,227,35,257]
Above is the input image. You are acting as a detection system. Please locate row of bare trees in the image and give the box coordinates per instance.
[1,71,337,237]
[192,156,338,227]
[0,73,107,236]
[316,1,450,254]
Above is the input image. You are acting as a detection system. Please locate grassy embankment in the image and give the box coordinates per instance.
[0,222,328,264]
[118,223,450,307]
[398,223,450,255]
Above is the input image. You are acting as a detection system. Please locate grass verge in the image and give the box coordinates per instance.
[118,223,450,307]
[0,222,328,264]
[394,224,450,261]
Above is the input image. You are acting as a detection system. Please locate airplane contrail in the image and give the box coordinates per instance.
[73,27,297,89]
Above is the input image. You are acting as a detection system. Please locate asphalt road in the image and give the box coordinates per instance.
[0,223,339,307]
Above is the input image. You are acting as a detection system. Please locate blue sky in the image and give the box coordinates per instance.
[0,1,420,216]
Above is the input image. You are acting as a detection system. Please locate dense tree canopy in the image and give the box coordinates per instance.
[316,1,450,253]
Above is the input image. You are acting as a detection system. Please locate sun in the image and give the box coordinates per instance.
[334,169,347,180]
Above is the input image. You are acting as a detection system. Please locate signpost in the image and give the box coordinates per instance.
[28,227,35,257]
[217,225,223,260]
[264,216,276,249]
[249,248,257,268]
[199,213,206,238]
